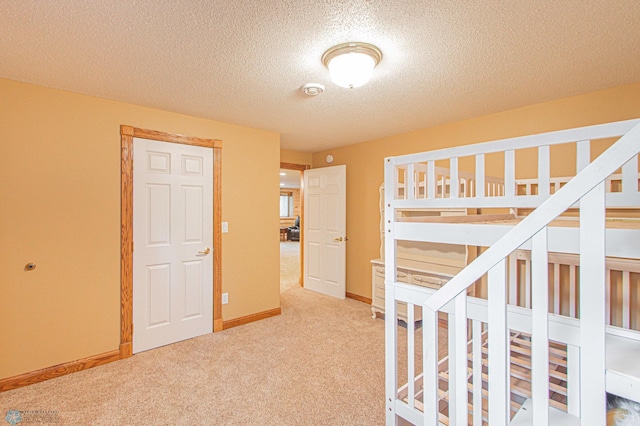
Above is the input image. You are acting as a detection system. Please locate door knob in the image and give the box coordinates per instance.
[333,237,348,242]
[198,247,211,255]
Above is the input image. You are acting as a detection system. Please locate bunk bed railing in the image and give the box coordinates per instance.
[391,119,640,210]
[414,122,640,425]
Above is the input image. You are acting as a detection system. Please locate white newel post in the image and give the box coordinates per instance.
[579,182,606,424]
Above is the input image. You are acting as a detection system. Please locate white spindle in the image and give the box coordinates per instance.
[569,266,576,318]
[407,303,415,409]
[440,175,446,198]
[424,309,439,426]
[454,293,468,426]
[508,253,518,306]
[567,344,581,417]
[580,182,606,423]
[488,259,509,425]
[622,157,639,195]
[553,262,561,314]
[407,163,415,200]
[623,271,631,329]
[576,140,590,172]
[532,228,549,425]
[448,311,457,425]
[525,257,531,308]
[606,270,611,326]
[427,160,436,200]
[472,321,483,426]
[450,157,459,198]
[505,150,515,197]
[475,154,485,198]
[538,145,550,197]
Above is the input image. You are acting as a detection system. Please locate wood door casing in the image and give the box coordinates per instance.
[120,126,222,359]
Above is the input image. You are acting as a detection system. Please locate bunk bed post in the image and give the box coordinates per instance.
[384,158,399,425]
[579,182,606,424]
[531,227,550,424]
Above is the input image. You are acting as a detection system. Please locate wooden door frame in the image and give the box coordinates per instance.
[280,162,309,287]
[120,126,223,359]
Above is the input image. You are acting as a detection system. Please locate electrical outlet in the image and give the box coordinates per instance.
[222,293,228,304]
[222,222,229,233]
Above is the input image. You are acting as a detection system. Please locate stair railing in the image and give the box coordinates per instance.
[415,123,640,425]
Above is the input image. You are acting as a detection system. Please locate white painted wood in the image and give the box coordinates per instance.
[423,309,439,426]
[553,262,561,315]
[566,345,581,417]
[407,163,415,200]
[504,149,516,198]
[605,270,611,325]
[389,119,639,168]
[450,157,459,198]
[472,320,483,426]
[488,259,509,426]
[579,182,606,424]
[569,265,576,318]
[303,165,346,299]
[427,160,436,200]
[622,157,639,195]
[531,228,549,425]
[448,310,457,425]
[407,303,415,409]
[476,154,485,198]
[576,140,590,173]
[538,145,550,197]
[133,138,213,354]
[454,293,468,426]
[384,158,399,425]
[508,253,518,306]
[524,257,531,309]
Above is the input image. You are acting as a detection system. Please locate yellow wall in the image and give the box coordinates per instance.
[0,79,281,379]
[312,82,640,299]
[280,149,312,166]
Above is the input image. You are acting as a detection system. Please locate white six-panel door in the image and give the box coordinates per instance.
[304,165,347,299]
[133,138,213,353]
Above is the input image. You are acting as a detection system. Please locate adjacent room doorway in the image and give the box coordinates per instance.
[279,162,308,293]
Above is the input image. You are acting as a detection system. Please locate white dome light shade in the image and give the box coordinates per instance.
[327,52,375,88]
[322,42,382,89]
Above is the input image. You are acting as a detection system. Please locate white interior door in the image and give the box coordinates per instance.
[133,138,213,353]
[304,165,347,299]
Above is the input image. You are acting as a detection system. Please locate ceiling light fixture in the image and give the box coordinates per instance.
[322,42,382,89]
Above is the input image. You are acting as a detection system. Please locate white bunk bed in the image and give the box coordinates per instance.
[382,119,640,425]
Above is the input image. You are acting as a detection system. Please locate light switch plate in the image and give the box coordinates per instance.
[222,222,229,233]
[222,293,228,304]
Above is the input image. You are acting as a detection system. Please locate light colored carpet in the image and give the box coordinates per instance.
[0,287,392,425]
[280,241,300,293]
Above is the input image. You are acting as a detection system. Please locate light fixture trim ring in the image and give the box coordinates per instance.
[321,42,383,69]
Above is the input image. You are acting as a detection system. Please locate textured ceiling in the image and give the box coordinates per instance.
[1,1,639,152]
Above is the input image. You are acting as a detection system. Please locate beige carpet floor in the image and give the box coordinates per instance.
[280,241,301,293]
[0,287,396,425]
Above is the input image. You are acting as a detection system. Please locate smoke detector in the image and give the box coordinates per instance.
[301,83,325,96]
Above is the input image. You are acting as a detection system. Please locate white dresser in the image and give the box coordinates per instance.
[371,183,471,323]
[370,259,453,322]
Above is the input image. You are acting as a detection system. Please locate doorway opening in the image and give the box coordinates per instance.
[279,162,308,293]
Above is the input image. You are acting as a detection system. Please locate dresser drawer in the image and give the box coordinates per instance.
[374,265,410,283]
[410,272,449,289]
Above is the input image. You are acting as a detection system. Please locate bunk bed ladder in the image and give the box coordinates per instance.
[385,121,640,425]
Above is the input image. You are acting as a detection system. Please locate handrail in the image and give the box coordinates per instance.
[389,119,640,165]
[424,122,640,312]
